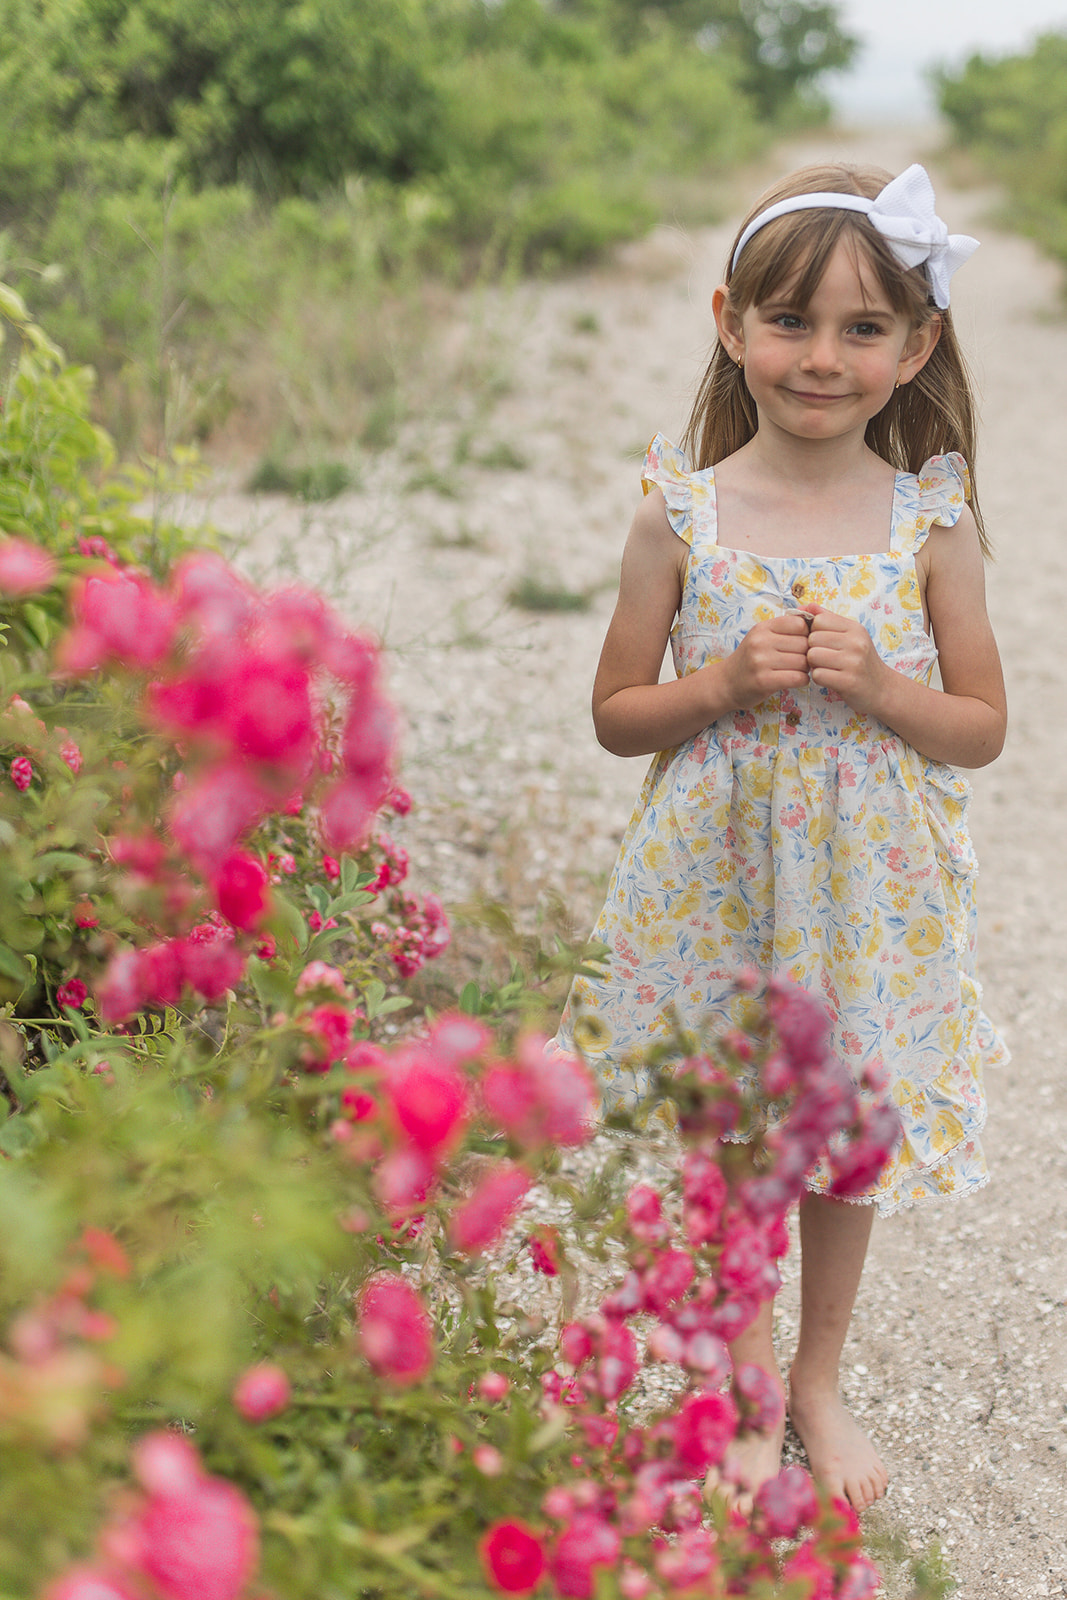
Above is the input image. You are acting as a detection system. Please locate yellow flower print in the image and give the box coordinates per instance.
[879,623,903,652]
[774,928,802,958]
[572,1014,612,1053]
[671,885,702,921]
[641,924,676,955]
[866,814,890,843]
[736,559,770,593]
[889,973,915,998]
[752,602,776,623]
[643,840,669,871]
[740,764,772,800]
[839,967,873,999]
[808,813,832,846]
[898,576,922,612]
[848,568,876,599]
[904,915,944,956]
[695,936,721,961]
[721,896,749,932]
[829,871,849,903]
[938,1017,963,1056]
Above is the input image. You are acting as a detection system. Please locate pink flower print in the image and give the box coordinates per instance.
[779,801,805,829]
[886,846,906,872]
[837,760,858,787]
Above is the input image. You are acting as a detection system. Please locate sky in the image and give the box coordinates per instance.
[826,0,1067,121]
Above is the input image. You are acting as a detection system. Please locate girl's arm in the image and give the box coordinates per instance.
[593,489,811,758]
[806,505,1006,768]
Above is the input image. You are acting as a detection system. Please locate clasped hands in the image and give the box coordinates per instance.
[724,603,887,715]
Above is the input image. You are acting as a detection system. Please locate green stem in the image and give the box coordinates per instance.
[268,1514,474,1600]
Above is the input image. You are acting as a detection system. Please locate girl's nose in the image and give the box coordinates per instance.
[800,332,842,374]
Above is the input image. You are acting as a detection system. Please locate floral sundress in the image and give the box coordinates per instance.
[556,436,1007,1215]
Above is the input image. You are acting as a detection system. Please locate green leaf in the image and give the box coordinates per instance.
[459,981,482,1016]
[271,892,309,953]
[0,1114,37,1158]
[248,956,293,1013]
[32,850,90,878]
[22,603,53,649]
[0,943,29,982]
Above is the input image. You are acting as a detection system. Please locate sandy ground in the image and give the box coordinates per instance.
[193,125,1067,1597]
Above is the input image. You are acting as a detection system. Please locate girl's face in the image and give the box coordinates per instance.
[715,237,940,449]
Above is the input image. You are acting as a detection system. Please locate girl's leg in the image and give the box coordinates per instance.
[787,1191,888,1512]
[714,1296,787,1505]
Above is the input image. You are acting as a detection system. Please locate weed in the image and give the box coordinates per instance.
[406,466,461,498]
[572,310,600,334]
[508,576,591,614]
[246,457,357,501]
[476,440,528,471]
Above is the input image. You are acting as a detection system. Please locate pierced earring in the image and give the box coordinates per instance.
[736,355,745,370]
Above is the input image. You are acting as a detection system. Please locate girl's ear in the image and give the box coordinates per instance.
[712,284,745,364]
[898,313,941,386]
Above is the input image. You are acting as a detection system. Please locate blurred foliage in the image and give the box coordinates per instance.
[937,32,1067,272]
[0,0,854,451]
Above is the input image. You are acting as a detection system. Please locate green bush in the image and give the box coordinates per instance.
[937,33,1067,267]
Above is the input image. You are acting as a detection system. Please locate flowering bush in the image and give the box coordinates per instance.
[0,283,944,1598]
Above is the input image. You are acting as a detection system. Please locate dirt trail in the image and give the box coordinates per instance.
[198,125,1067,1597]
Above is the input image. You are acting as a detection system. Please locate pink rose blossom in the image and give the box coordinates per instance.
[0,536,57,594]
[10,755,33,790]
[385,1047,468,1157]
[753,1464,819,1539]
[59,738,82,774]
[232,1362,291,1422]
[56,979,88,1011]
[213,850,270,931]
[479,1521,546,1595]
[672,1390,738,1473]
[549,1514,621,1600]
[357,1274,433,1385]
[449,1161,531,1255]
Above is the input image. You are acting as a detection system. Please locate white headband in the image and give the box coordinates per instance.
[729,163,979,309]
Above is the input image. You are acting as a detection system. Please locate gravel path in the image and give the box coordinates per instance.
[196,124,1067,1598]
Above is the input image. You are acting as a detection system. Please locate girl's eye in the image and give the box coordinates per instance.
[773,313,805,330]
[850,322,884,338]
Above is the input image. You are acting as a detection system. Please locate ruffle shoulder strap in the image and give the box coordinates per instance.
[640,434,717,550]
[894,452,971,552]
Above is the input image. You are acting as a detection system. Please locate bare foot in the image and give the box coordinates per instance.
[710,1414,787,1513]
[788,1371,888,1513]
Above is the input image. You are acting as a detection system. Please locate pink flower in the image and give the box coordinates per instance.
[63,570,178,672]
[56,979,88,1011]
[295,961,347,997]
[654,1526,718,1590]
[10,755,33,790]
[625,1184,668,1243]
[476,1372,509,1402]
[357,1274,433,1385]
[389,784,413,815]
[385,1047,468,1157]
[672,1390,738,1473]
[472,1444,504,1476]
[753,1464,819,1539]
[73,899,99,929]
[213,850,270,931]
[168,760,272,875]
[96,949,146,1025]
[136,1470,259,1600]
[734,1362,785,1434]
[321,854,340,880]
[232,1362,291,1422]
[178,931,246,1003]
[449,1161,531,1255]
[170,553,256,639]
[0,536,57,594]
[479,1520,546,1594]
[220,648,315,766]
[59,738,82,774]
[77,535,120,566]
[528,1226,562,1276]
[320,771,388,852]
[550,1514,621,1600]
[299,1003,353,1072]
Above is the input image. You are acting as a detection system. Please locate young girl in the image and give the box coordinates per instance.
[556,162,1007,1513]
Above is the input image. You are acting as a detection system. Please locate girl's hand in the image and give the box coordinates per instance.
[723,611,812,710]
[805,604,888,714]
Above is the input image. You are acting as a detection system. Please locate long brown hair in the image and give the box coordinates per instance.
[681,163,988,552]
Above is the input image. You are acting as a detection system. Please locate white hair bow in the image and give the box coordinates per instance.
[730,163,979,308]
[866,164,978,309]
